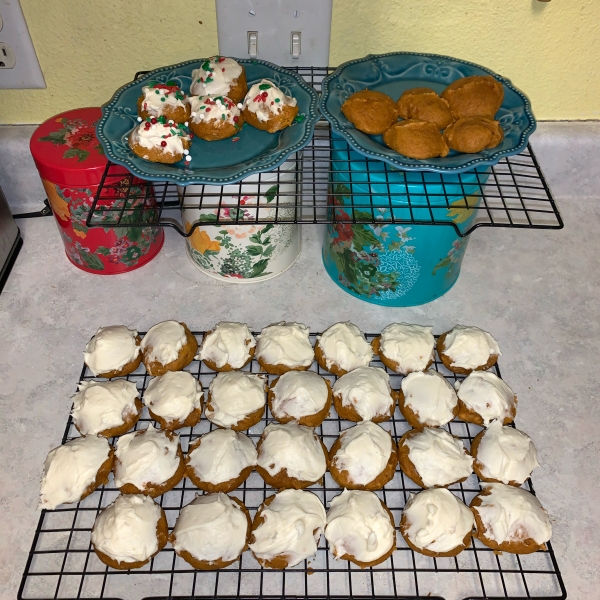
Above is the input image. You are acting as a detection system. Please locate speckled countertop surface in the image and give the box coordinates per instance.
[0,123,599,600]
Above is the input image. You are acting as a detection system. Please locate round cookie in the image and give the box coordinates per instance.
[137,81,190,123]
[84,325,142,378]
[188,95,244,141]
[372,323,435,375]
[315,321,372,376]
[242,79,298,133]
[129,118,191,165]
[444,116,504,153]
[441,75,504,120]
[140,321,198,377]
[341,89,399,135]
[397,88,453,130]
[436,325,501,375]
[383,119,449,159]
[198,321,256,371]
[255,321,314,375]
[190,56,248,104]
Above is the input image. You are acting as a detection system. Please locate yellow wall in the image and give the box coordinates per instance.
[0,0,598,124]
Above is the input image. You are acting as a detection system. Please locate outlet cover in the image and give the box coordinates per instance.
[216,0,332,67]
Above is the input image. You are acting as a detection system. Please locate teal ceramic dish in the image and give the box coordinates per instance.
[96,58,319,185]
[320,52,536,173]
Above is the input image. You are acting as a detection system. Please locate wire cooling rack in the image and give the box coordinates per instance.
[19,331,566,600]
[85,67,563,238]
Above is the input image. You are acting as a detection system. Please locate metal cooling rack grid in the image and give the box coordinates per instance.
[18,332,566,600]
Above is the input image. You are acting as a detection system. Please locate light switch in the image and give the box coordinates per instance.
[291,31,301,59]
[248,31,258,57]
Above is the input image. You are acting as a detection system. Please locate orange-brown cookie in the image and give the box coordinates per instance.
[141,322,198,377]
[128,119,191,165]
[137,82,190,124]
[383,120,449,159]
[341,89,399,135]
[441,75,504,120]
[443,116,504,153]
[243,103,298,134]
[397,87,453,130]
[188,95,244,141]
[190,58,248,104]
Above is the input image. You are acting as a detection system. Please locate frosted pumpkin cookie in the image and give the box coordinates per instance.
[256,422,328,489]
[444,116,504,153]
[332,366,396,422]
[71,379,142,437]
[188,95,244,141]
[268,371,332,426]
[441,75,504,120]
[398,428,473,488]
[256,322,314,374]
[190,56,248,104]
[242,79,298,133]
[39,436,113,510]
[397,88,453,130]
[140,320,198,376]
[91,494,168,570]
[383,120,450,160]
[197,321,256,371]
[341,89,399,135]
[170,493,251,570]
[315,322,373,376]
[400,488,474,557]
[470,419,538,485]
[205,371,266,430]
[249,489,326,569]
[329,421,397,491]
[137,81,190,123]
[129,117,192,164]
[84,325,142,378]
[398,370,459,428]
[436,325,501,374]
[470,483,552,554]
[325,489,396,568]
[372,323,435,375]
[113,424,184,497]
[185,428,257,493]
[456,371,517,426]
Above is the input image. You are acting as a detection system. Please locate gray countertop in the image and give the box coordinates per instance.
[1,123,599,600]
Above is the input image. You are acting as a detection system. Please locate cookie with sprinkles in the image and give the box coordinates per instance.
[190,57,248,104]
[129,116,192,164]
[242,79,298,134]
[137,81,190,124]
[188,95,245,141]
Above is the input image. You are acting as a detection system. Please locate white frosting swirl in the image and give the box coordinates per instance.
[402,488,474,553]
[325,489,395,563]
[84,325,140,376]
[187,429,257,485]
[332,422,392,485]
[270,371,329,420]
[114,425,180,489]
[141,321,188,366]
[92,494,161,563]
[130,121,190,156]
[473,483,552,545]
[456,371,516,426]
[401,370,458,427]
[172,493,248,563]
[317,322,373,372]
[250,489,326,567]
[333,366,393,421]
[475,420,539,484]
[404,428,473,488]
[257,422,326,482]
[256,322,314,368]
[198,322,256,369]
[143,371,202,423]
[140,83,187,116]
[243,79,297,122]
[39,436,111,510]
[71,379,139,435]
[442,325,501,370]
[206,371,265,428]
[189,95,242,126]
[379,323,435,374]
[190,56,243,97]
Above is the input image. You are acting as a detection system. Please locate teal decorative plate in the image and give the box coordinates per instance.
[320,52,536,173]
[96,58,319,185]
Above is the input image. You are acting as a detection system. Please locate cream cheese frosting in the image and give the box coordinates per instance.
[130,119,190,156]
[317,322,373,372]
[84,325,140,376]
[143,371,202,423]
[206,371,265,428]
[257,422,327,482]
[456,371,516,426]
[325,489,395,564]
[332,422,392,485]
[379,323,435,374]
[114,425,180,489]
[473,483,552,545]
[172,493,248,563]
[198,321,256,369]
[189,95,242,127]
[39,436,111,510]
[333,366,393,421]
[71,379,139,435]
[91,494,161,563]
[256,322,314,368]
[404,428,473,488]
[141,321,188,366]
[442,325,501,370]
[190,56,243,97]
[475,420,539,484]
[270,371,329,419]
[401,370,458,427]
[243,79,297,122]
[249,489,326,567]
[187,429,257,485]
[402,488,474,553]
[140,82,187,116]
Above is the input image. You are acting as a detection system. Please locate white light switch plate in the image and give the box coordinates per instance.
[216,0,332,67]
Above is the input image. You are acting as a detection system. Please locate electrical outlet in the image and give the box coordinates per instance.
[0,43,15,69]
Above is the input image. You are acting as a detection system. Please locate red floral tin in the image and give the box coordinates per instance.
[30,107,163,274]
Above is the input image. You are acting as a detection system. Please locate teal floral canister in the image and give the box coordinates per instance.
[323,135,490,306]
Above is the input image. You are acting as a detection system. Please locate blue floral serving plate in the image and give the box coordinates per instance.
[96,58,319,185]
[320,52,536,173]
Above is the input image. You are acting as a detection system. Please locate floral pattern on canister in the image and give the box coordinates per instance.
[38,117,105,162]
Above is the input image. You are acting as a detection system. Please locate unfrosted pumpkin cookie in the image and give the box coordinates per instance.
[140,321,198,376]
[397,88,453,130]
[197,321,256,371]
[383,119,449,159]
[84,325,142,378]
[341,89,399,135]
[443,116,504,153]
[315,321,373,376]
[441,75,504,120]
[436,325,501,374]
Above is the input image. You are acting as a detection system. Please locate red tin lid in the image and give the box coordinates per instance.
[30,107,109,187]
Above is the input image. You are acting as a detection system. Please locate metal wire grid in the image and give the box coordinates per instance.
[19,332,566,600]
[85,67,563,238]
